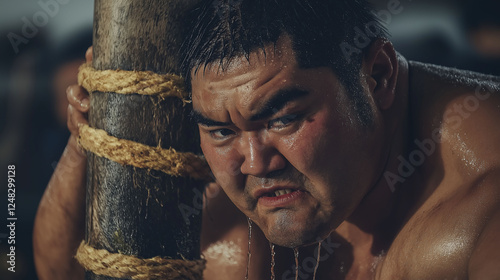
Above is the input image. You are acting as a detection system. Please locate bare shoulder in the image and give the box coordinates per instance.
[410,61,500,174]
[385,62,500,279]
[410,61,500,234]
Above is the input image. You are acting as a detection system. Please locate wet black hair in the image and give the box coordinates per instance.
[182,0,388,126]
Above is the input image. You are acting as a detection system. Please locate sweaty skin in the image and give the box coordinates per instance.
[193,36,388,250]
[34,35,500,280]
[193,36,500,279]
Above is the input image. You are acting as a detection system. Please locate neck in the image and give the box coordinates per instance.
[340,55,414,250]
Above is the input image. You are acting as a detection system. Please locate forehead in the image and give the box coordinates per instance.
[191,36,297,85]
[190,36,300,112]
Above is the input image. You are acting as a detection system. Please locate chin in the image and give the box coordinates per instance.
[265,218,332,248]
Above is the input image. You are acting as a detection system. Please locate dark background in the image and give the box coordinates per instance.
[0,0,499,279]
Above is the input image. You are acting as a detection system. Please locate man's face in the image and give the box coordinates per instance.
[191,37,385,247]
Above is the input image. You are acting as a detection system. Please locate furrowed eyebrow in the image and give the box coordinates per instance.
[190,88,308,127]
[190,110,231,127]
[249,88,309,121]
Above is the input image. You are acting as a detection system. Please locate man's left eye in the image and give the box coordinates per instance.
[209,128,235,140]
[268,114,298,129]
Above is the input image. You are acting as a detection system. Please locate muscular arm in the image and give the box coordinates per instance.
[33,135,86,280]
[33,48,92,279]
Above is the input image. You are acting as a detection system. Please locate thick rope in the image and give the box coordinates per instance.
[77,64,209,278]
[78,62,188,101]
[78,124,212,181]
[76,241,206,280]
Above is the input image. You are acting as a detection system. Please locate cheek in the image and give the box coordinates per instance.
[200,138,241,186]
[280,113,342,175]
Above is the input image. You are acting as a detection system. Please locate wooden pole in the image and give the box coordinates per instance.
[86,1,203,279]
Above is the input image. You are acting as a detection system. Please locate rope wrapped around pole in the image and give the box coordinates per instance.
[82,1,206,279]
[76,242,206,280]
[78,62,189,101]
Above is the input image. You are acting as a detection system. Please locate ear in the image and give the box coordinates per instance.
[362,39,398,110]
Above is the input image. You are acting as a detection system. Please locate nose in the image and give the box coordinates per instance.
[239,132,285,177]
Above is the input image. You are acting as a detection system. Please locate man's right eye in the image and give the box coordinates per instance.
[209,128,235,140]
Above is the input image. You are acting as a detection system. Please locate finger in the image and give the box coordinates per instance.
[67,85,90,113]
[85,46,93,63]
[67,105,78,135]
[67,104,88,137]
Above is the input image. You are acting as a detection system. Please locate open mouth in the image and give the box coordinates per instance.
[257,188,306,208]
[265,188,295,197]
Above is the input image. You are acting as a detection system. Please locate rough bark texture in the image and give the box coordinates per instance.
[86,1,203,279]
